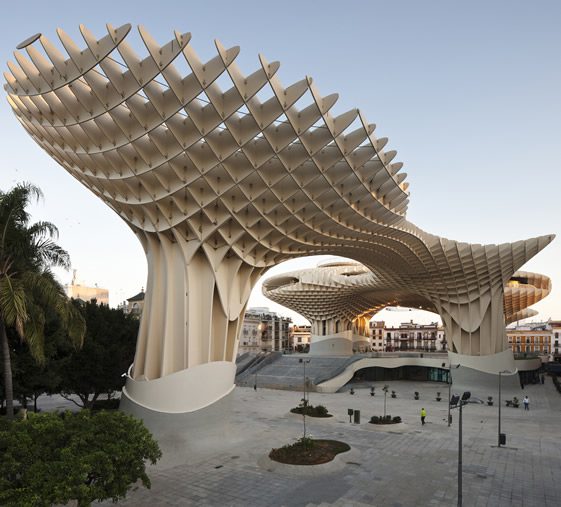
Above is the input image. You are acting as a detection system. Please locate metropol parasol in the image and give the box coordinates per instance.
[4,24,553,415]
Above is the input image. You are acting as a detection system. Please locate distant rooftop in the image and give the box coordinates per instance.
[127,290,145,302]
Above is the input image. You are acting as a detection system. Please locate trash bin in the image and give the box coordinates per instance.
[354,409,361,424]
[499,433,506,445]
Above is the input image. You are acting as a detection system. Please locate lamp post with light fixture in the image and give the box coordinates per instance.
[498,369,514,447]
[299,358,311,439]
[450,390,471,507]
[448,364,460,427]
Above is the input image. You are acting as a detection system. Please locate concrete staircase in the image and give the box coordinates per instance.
[235,354,364,391]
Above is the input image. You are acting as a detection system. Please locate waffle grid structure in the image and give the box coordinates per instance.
[4,24,554,412]
[262,263,551,353]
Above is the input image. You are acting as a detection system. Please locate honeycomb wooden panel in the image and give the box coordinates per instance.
[4,25,554,406]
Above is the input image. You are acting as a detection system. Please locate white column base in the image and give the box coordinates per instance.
[448,349,516,375]
[310,331,371,355]
[123,361,236,413]
[447,349,521,401]
[310,331,353,355]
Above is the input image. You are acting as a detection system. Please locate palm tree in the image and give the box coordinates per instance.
[0,182,85,419]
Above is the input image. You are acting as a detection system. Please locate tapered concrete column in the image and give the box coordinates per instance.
[308,315,372,355]
[435,284,508,358]
[126,232,265,412]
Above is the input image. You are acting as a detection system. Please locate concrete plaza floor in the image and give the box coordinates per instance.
[100,379,561,506]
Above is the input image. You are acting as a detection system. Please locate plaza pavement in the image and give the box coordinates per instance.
[98,379,561,507]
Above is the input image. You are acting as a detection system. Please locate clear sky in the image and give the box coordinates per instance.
[0,1,559,326]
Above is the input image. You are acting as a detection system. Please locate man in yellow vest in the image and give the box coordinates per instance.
[421,407,427,425]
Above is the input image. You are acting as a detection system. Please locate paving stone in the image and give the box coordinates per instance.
[94,379,561,506]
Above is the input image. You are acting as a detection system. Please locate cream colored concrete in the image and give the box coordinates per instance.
[314,350,535,394]
[123,361,236,413]
[4,24,553,412]
[316,356,448,393]
[514,357,542,371]
[448,349,516,375]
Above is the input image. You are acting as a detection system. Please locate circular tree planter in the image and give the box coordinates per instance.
[369,415,402,425]
[269,439,350,465]
[290,405,333,418]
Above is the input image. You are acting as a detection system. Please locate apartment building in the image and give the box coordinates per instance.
[370,320,447,352]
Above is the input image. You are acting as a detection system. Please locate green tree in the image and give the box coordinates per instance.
[0,410,161,506]
[0,182,85,419]
[59,300,138,409]
[11,324,63,412]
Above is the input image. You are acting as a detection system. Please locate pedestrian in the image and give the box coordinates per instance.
[541,374,545,385]
[420,407,427,425]
[523,395,529,411]
[253,383,257,391]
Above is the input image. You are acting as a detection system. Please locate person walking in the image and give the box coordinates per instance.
[523,396,529,411]
[420,407,427,425]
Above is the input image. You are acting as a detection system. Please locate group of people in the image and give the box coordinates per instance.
[420,394,531,425]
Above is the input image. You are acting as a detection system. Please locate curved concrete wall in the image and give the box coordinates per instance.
[309,331,372,355]
[310,331,353,355]
[514,358,542,371]
[448,349,516,375]
[315,352,530,401]
[316,356,447,393]
[123,361,236,413]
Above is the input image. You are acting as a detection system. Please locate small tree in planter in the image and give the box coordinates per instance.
[370,415,402,425]
[290,401,332,418]
[370,386,375,397]
[414,391,419,400]
[391,390,397,398]
[382,385,389,417]
[487,396,494,406]
[436,392,442,402]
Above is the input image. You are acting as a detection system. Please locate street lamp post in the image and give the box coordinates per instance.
[458,396,463,506]
[382,384,389,417]
[448,364,460,427]
[498,369,514,447]
[299,358,311,439]
[450,391,471,507]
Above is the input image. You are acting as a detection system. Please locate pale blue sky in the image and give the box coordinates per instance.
[1,1,559,325]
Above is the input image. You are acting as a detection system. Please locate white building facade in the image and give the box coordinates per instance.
[370,320,447,353]
[239,308,292,354]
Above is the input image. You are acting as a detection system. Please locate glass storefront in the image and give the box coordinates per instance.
[352,366,449,383]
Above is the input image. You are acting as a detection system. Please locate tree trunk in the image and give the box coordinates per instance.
[91,392,100,409]
[0,318,14,419]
